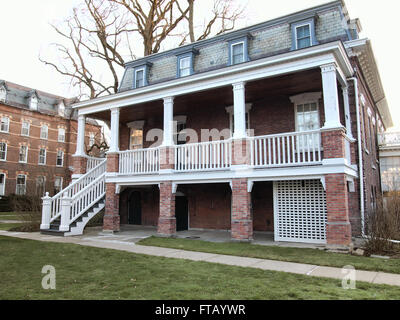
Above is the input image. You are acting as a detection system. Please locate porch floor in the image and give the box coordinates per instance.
[78,225,326,249]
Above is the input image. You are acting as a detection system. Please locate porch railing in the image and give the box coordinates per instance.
[119,147,160,175]
[249,130,322,168]
[379,132,400,147]
[86,156,104,171]
[174,140,232,172]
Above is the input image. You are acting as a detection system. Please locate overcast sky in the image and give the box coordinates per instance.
[0,0,399,128]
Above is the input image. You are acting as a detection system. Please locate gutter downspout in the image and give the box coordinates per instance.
[349,76,365,237]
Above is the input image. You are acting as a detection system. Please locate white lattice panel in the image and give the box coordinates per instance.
[274,180,327,244]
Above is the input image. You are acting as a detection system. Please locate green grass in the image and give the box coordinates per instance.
[0,236,399,300]
[138,237,400,275]
[0,223,24,230]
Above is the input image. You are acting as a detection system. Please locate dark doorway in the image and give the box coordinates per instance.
[128,191,142,225]
[176,196,189,231]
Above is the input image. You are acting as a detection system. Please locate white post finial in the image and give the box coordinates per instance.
[40,193,52,230]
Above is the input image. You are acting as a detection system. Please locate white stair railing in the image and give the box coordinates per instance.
[174,140,232,172]
[250,130,322,168]
[41,159,107,228]
[119,147,160,175]
[86,156,104,171]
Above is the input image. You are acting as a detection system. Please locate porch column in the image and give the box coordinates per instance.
[232,82,247,139]
[325,174,352,246]
[342,85,354,139]
[103,107,121,233]
[232,82,250,167]
[321,64,343,130]
[160,97,175,172]
[231,178,253,241]
[109,107,120,153]
[158,181,176,237]
[73,114,87,178]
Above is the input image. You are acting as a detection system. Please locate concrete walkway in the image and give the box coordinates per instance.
[1,229,400,287]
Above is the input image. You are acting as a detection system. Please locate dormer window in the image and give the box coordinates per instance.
[291,19,318,50]
[58,101,65,117]
[135,68,145,88]
[132,62,152,89]
[229,35,251,66]
[29,93,38,111]
[179,56,191,77]
[0,86,6,102]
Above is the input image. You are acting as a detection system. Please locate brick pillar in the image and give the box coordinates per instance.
[103,152,120,233]
[231,178,253,241]
[232,139,250,166]
[73,156,87,175]
[322,127,352,246]
[325,174,352,246]
[158,182,176,236]
[160,146,174,171]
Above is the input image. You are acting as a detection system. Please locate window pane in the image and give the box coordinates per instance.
[136,70,144,87]
[297,37,311,49]
[130,129,143,150]
[297,25,310,38]
[232,43,244,64]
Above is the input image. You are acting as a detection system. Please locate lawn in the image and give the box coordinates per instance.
[138,237,400,275]
[0,236,399,300]
[0,223,24,230]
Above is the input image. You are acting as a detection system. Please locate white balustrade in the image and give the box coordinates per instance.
[49,159,107,223]
[379,132,400,146]
[86,157,104,171]
[250,130,322,168]
[119,148,160,175]
[174,140,232,172]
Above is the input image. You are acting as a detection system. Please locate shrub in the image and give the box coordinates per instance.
[364,194,400,255]
[8,194,42,232]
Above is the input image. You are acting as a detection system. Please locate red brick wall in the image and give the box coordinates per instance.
[158,182,176,235]
[0,103,101,196]
[231,178,253,241]
[252,182,274,232]
[103,183,120,231]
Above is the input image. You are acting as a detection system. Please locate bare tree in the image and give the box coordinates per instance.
[40,0,135,99]
[182,0,245,43]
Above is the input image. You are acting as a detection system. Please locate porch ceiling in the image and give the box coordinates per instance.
[88,68,322,124]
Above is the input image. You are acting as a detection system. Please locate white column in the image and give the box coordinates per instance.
[75,114,86,156]
[40,192,51,230]
[321,64,342,129]
[232,82,247,139]
[342,86,354,139]
[109,107,120,153]
[163,97,174,147]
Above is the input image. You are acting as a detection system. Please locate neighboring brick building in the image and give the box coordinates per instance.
[41,1,393,247]
[0,80,103,197]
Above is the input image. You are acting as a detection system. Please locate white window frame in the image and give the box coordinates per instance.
[127,121,145,150]
[231,41,245,65]
[295,23,312,50]
[54,177,63,195]
[0,117,10,133]
[16,174,27,195]
[58,128,65,142]
[0,173,6,196]
[36,176,46,197]
[0,142,7,161]
[40,125,49,140]
[179,56,192,77]
[21,121,30,137]
[19,145,28,163]
[225,104,252,137]
[89,132,95,147]
[38,148,47,165]
[56,150,64,167]
[134,68,145,89]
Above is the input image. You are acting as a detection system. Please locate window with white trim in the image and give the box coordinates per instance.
[0,143,7,161]
[174,116,187,145]
[0,173,5,196]
[135,68,145,88]
[0,117,9,133]
[19,146,28,163]
[226,105,251,137]
[54,177,63,195]
[38,148,46,165]
[16,174,26,195]
[56,150,64,167]
[295,24,311,49]
[40,125,48,140]
[179,56,191,77]
[231,42,245,65]
[21,121,30,136]
[89,132,95,147]
[36,176,46,197]
[58,128,65,142]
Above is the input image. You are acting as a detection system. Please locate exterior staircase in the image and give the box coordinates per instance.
[40,159,107,237]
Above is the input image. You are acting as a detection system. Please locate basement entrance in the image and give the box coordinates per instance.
[176,196,189,232]
[128,191,142,225]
